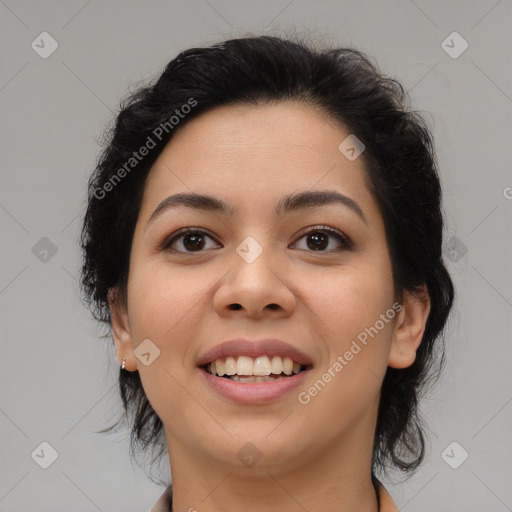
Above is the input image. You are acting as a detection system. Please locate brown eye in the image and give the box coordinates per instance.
[161,228,220,253]
[305,232,329,250]
[292,226,353,253]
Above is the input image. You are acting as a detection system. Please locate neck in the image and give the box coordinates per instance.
[165,423,380,512]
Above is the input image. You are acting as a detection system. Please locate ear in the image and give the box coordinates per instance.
[388,285,431,369]
[108,287,135,371]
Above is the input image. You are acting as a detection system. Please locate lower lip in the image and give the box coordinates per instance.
[199,367,311,404]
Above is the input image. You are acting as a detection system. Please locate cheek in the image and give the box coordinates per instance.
[315,256,394,338]
[330,277,393,337]
[125,261,208,421]
[127,259,206,341]
[302,245,395,395]
[297,268,395,436]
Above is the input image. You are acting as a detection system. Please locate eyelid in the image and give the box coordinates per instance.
[157,226,220,252]
[292,224,354,251]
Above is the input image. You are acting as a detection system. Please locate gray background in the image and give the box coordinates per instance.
[1,1,511,511]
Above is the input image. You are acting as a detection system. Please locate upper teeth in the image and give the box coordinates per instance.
[207,355,303,376]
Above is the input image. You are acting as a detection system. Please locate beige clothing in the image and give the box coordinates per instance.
[150,481,399,511]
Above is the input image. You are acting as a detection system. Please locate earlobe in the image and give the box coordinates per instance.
[108,287,134,370]
[388,286,431,369]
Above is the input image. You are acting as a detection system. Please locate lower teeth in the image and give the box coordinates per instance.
[224,374,290,383]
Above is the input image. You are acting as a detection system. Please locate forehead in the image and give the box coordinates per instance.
[139,102,381,230]
[165,101,350,164]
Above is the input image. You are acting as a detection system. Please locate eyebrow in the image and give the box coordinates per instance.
[145,189,368,229]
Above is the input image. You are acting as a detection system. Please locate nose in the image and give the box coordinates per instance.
[213,243,296,320]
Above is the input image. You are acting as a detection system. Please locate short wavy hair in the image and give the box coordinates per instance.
[79,34,454,482]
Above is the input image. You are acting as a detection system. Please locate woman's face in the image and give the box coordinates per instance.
[111,101,423,476]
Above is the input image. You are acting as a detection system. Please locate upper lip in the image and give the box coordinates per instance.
[196,338,314,367]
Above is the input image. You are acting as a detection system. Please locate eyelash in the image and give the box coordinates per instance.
[159,225,354,254]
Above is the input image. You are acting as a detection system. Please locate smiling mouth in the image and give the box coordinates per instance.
[202,354,311,383]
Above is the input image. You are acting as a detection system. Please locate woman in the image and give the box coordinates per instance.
[80,35,454,511]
